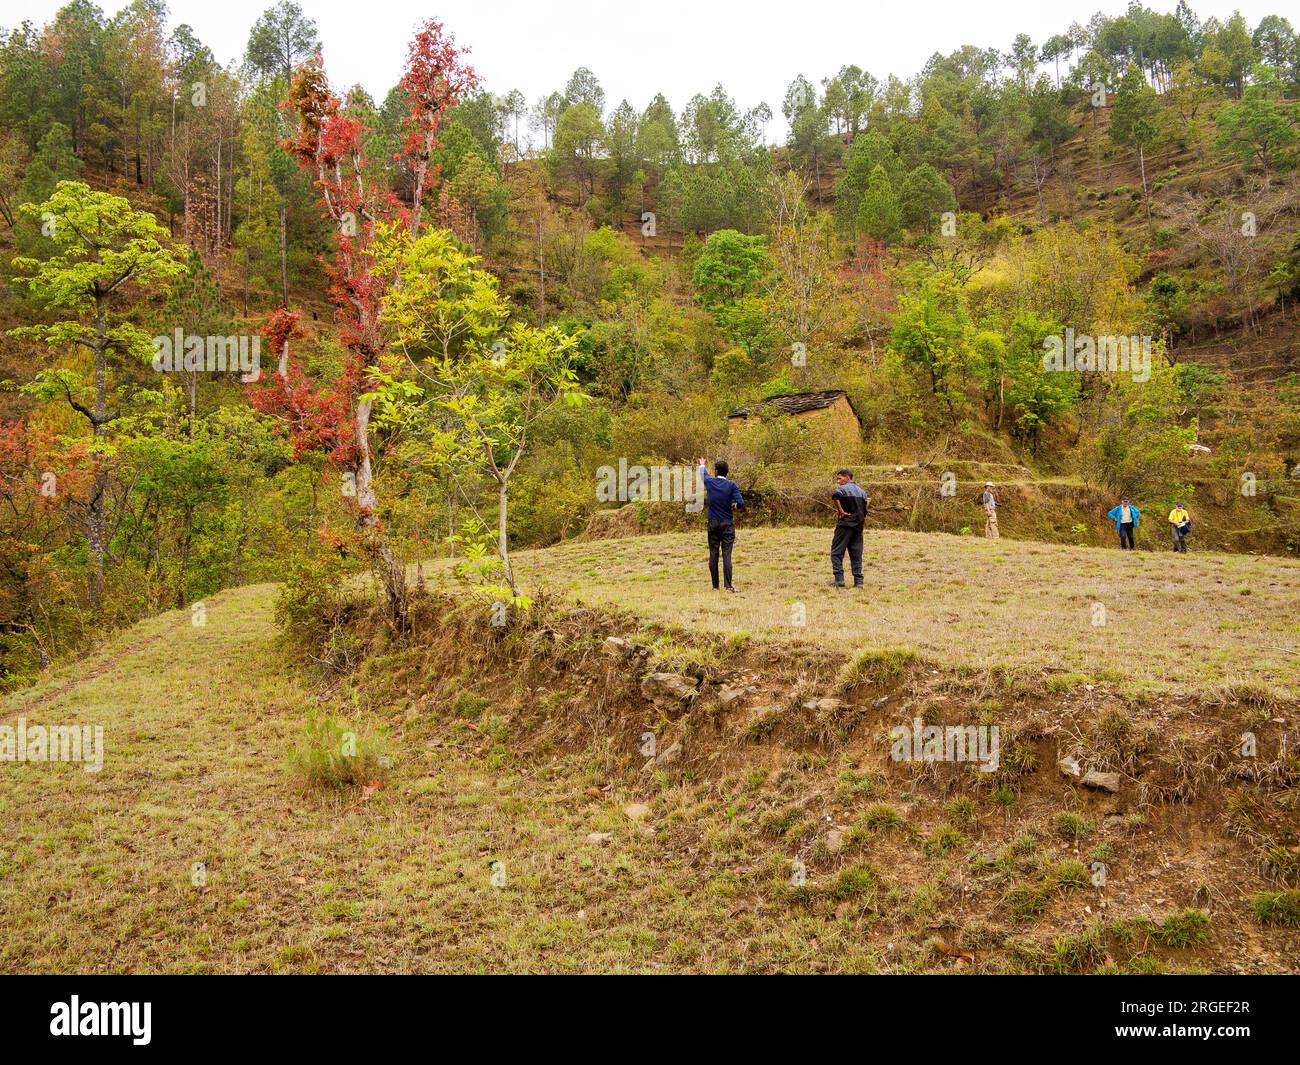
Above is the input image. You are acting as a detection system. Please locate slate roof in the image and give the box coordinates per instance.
[727,389,856,419]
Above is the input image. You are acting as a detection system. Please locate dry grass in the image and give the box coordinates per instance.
[506,527,1300,697]
[3,527,1298,973]
[0,585,893,973]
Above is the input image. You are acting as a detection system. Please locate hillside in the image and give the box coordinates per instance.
[3,530,1298,974]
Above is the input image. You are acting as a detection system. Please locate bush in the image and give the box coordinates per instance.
[289,712,389,793]
[1149,909,1211,948]
[274,548,368,664]
[1052,811,1095,842]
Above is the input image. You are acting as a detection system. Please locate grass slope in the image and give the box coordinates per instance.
[512,527,1300,697]
[2,528,1298,973]
[0,584,892,973]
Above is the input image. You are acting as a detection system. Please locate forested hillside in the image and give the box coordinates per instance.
[1,0,1298,686]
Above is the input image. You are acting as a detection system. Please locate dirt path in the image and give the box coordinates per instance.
[2,615,192,722]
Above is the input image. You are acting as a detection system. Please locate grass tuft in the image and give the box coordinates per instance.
[289,713,389,793]
[1248,890,1300,927]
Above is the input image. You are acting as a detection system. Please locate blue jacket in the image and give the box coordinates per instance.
[700,465,744,523]
[1107,504,1140,529]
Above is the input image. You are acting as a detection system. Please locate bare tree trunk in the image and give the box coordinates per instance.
[497,479,517,596]
[536,217,545,323]
[87,298,111,610]
[354,398,406,623]
[215,134,223,257]
[279,203,289,307]
[1138,144,1151,223]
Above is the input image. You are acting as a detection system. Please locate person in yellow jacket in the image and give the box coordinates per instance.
[1168,502,1191,553]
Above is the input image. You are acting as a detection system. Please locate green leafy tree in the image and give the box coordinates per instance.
[856,164,903,243]
[889,266,972,421]
[604,99,640,204]
[899,164,956,236]
[244,1,318,81]
[18,122,80,206]
[1110,65,1159,220]
[551,101,603,204]
[9,181,183,607]
[562,67,605,116]
[692,229,770,313]
[783,74,831,186]
[373,227,586,597]
[1001,310,1078,447]
[636,94,680,174]
[834,131,899,236]
[162,249,231,428]
[1214,79,1299,173]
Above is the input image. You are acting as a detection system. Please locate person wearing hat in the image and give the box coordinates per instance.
[1168,501,1191,553]
[981,482,999,540]
[1107,496,1140,550]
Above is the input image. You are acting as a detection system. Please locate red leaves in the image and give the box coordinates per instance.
[247,307,353,462]
[400,19,478,162]
[248,355,356,464]
[400,20,477,233]
[0,421,87,610]
[260,23,473,479]
[280,57,336,166]
[260,306,306,360]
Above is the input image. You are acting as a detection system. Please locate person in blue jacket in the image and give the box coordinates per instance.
[1107,496,1140,550]
[697,457,745,592]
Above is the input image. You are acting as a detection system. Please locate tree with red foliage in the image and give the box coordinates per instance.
[402,20,479,237]
[253,21,476,625]
[0,421,89,677]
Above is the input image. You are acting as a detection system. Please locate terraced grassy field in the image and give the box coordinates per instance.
[512,527,1300,697]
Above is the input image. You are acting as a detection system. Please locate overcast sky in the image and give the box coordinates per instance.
[6,0,1285,142]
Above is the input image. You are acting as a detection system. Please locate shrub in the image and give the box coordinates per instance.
[275,549,368,665]
[925,824,965,855]
[825,863,881,901]
[289,712,389,793]
[857,803,907,835]
[946,796,978,828]
[1052,811,1095,842]
[1006,881,1056,921]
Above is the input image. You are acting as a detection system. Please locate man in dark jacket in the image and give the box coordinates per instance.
[698,458,744,592]
[830,469,868,588]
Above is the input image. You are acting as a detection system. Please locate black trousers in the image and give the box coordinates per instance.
[707,519,735,588]
[1118,522,1135,550]
[831,524,864,584]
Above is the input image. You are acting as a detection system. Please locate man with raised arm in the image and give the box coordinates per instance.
[697,457,744,593]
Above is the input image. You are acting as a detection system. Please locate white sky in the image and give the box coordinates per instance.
[5,0,1286,142]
